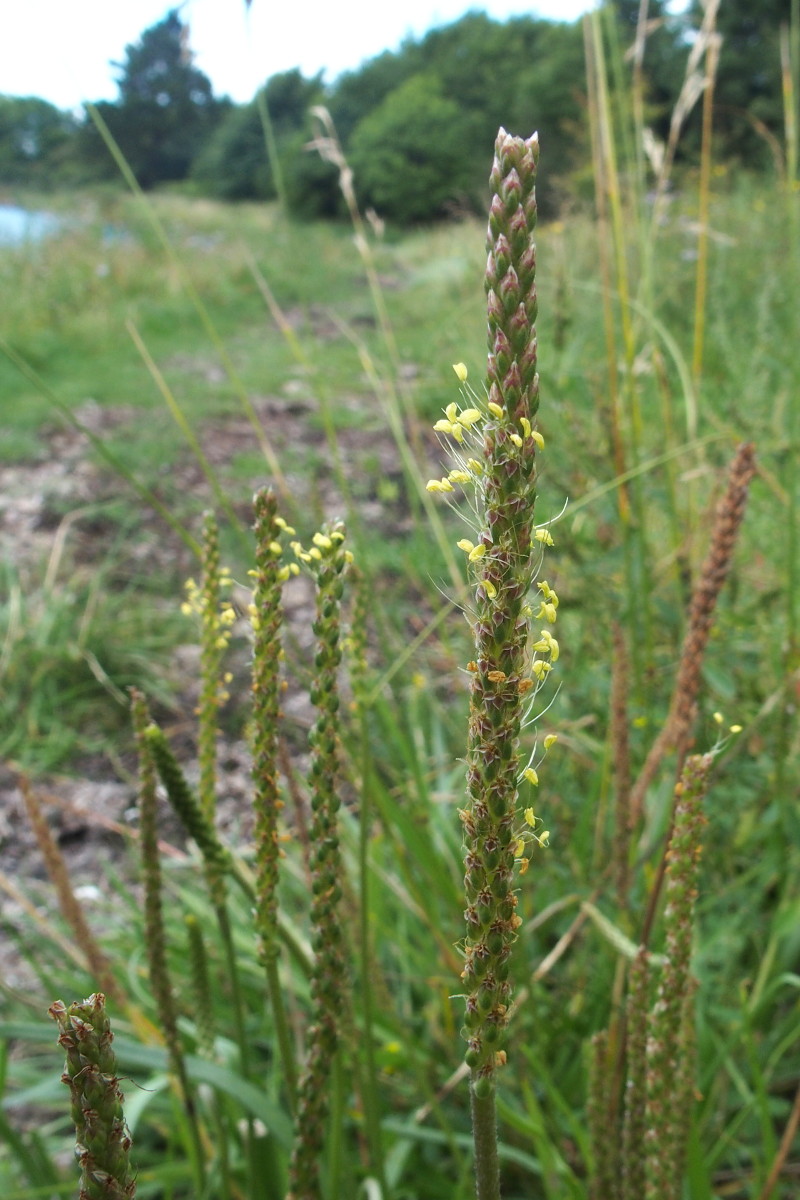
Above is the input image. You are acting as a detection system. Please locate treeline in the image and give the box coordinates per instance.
[0,1,794,224]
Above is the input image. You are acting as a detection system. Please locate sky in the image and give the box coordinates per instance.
[2,0,594,112]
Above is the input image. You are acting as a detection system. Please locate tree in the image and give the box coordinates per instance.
[686,0,794,170]
[610,0,688,143]
[80,9,228,188]
[192,70,324,201]
[348,74,473,222]
[0,96,79,186]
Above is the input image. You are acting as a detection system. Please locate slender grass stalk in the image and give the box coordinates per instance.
[307,107,465,598]
[0,334,199,555]
[19,778,126,1011]
[778,4,800,805]
[581,14,630,524]
[126,322,243,535]
[130,691,205,1188]
[584,10,655,685]
[142,722,253,1083]
[84,101,292,504]
[610,624,632,907]
[255,84,288,215]
[691,33,721,385]
[183,912,234,1200]
[184,914,215,1057]
[348,565,389,1196]
[49,993,136,1200]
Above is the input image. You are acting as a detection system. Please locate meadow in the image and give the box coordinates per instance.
[0,86,798,1200]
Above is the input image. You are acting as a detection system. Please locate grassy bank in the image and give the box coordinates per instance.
[1,138,799,1199]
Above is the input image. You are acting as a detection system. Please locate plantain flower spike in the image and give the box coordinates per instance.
[460,128,541,1100]
[50,993,136,1199]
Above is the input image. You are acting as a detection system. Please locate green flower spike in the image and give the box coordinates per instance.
[251,488,286,967]
[250,488,299,1109]
[49,993,136,1200]
[644,753,711,1200]
[459,128,541,1106]
[196,511,235,820]
[287,520,350,1200]
[143,722,232,907]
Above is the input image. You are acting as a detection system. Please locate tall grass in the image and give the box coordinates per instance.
[1,6,799,1199]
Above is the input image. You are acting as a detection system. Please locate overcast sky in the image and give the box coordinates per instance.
[3,0,594,111]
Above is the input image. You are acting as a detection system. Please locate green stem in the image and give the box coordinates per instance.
[265,955,298,1114]
[470,1083,501,1200]
[357,712,389,1195]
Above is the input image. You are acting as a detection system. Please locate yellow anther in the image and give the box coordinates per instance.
[453,362,468,382]
[457,408,482,428]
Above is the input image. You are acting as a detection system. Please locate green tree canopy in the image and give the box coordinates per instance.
[192,69,324,201]
[347,74,472,222]
[80,8,228,188]
[688,0,795,170]
[333,12,586,222]
[0,95,78,186]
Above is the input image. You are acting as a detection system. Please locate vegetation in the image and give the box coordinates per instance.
[1,2,796,222]
[1,3,799,1200]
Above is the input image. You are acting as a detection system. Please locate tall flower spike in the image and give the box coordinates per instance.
[49,993,136,1200]
[197,511,224,821]
[644,753,711,1200]
[460,129,541,1113]
[251,489,299,1109]
[131,691,196,1122]
[251,489,285,967]
[287,521,350,1200]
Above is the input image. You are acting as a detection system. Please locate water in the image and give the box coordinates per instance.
[0,204,60,245]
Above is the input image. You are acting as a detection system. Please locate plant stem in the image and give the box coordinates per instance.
[470,1086,501,1200]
